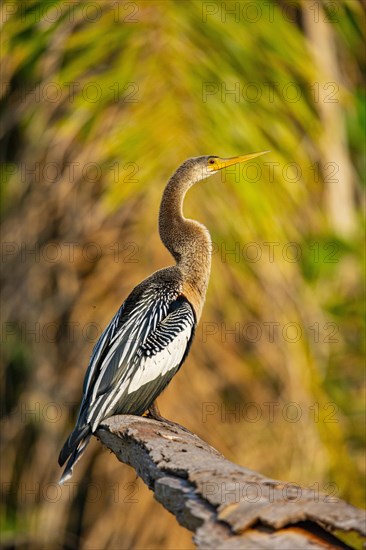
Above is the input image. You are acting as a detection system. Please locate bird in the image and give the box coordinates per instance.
[58,151,268,483]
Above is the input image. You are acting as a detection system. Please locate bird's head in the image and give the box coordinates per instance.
[176,152,269,186]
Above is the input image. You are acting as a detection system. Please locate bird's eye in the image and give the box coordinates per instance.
[209,159,215,164]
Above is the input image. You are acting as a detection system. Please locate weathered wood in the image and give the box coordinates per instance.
[97,416,366,549]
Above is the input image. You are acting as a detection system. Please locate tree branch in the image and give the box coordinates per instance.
[96,416,365,549]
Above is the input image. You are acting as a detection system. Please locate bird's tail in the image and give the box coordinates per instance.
[58,424,91,485]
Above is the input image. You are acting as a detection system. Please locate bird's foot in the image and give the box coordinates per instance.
[146,402,165,421]
[146,403,191,434]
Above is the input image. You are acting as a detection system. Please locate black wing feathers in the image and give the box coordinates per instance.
[58,278,196,482]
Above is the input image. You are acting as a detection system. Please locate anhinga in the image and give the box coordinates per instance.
[58,152,267,483]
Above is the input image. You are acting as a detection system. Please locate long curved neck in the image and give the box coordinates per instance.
[159,169,211,318]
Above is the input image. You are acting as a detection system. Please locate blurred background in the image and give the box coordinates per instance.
[1,1,365,548]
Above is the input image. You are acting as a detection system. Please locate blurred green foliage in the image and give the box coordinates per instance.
[1,1,364,548]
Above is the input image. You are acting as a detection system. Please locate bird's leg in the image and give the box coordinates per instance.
[146,401,191,434]
[147,401,164,421]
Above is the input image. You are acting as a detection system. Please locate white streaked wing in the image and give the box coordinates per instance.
[127,323,192,393]
[80,285,178,425]
[82,307,124,396]
[89,287,173,401]
[86,299,195,429]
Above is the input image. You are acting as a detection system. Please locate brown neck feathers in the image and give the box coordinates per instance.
[159,168,211,318]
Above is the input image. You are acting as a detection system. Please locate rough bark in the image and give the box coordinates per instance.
[96,416,365,549]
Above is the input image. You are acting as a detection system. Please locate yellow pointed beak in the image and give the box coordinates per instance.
[208,151,269,171]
